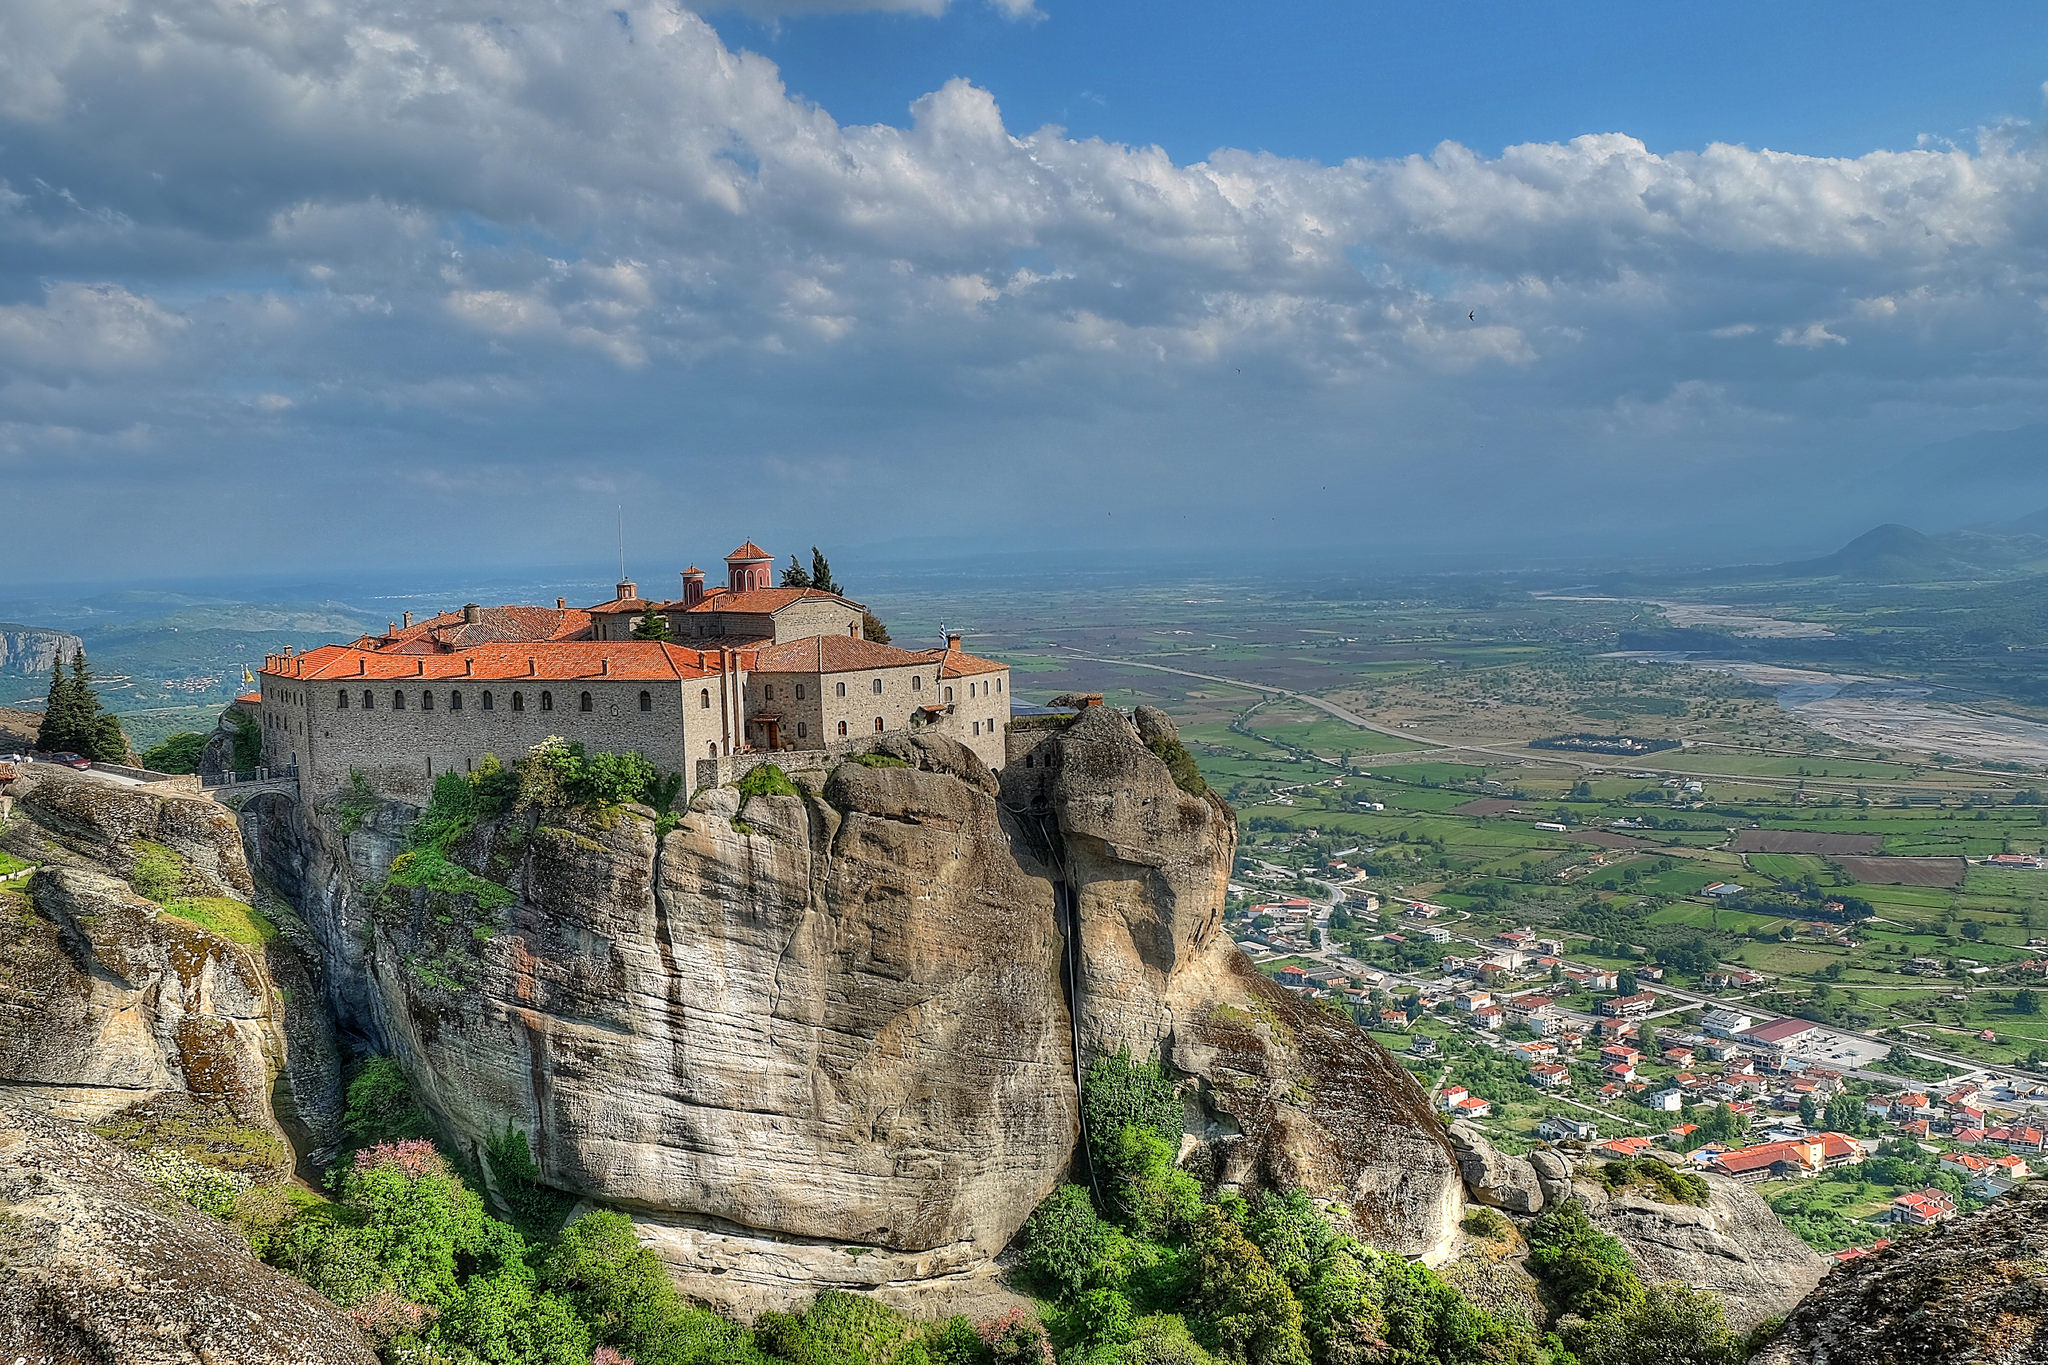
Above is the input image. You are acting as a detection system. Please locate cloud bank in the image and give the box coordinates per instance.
[2,0,2045,575]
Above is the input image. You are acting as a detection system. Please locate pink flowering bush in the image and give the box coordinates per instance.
[344,1288,432,1344]
[593,1348,637,1365]
[353,1138,449,1180]
[977,1307,1055,1365]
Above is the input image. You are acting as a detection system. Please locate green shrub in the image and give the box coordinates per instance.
[755,1289,916,1365]
[517,738,671,811]
[387,846,516,911]
[1183,1206,1308,1365]
[1461,1206,1512,1241]
[1082,1047,1184,1161]
[1025,1185,1112,1298]
[343,1057,433,1146]
[162,896,276,946]
[129,840,184,903]
[1527,1198,1645,1322]
[1595,1158,1709,1206]
[142,731,209,774]
[1103,1128,1204,1240]
[486,1125,574,1235]
[544,1210,763,1365]
[338,769,379,835]
[1145,731,1210,800]
[1561,1280,1741,1365]
[228,708,263,777]
[738,763,802,800]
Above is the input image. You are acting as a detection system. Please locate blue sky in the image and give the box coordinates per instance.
[2,0,2046,583]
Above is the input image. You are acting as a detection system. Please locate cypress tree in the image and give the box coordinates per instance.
[809,548,840,596]
[631,605,673,642]
[34,657,76,752]
[781,556,811,588]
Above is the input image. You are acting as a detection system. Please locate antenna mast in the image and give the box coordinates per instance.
[617,505,625,580]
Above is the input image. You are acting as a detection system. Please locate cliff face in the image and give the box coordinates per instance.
[0,768,342,1171]
[242,707,1464,1309]
[1753,1185,2048,1365]
[0,622,82,677]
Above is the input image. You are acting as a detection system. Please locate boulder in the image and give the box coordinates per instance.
[1752,1185,2048,1365]
[1528,1148,1574,1206]
[1446,1121,1544,1213]
[1576,1171,1828,1332]
[0,1105,375,1365]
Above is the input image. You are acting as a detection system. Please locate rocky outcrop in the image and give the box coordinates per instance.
[239,707,1464,1309]
[0,1104,375,1365]
[1446,1121,1544,1214]
[1752,1186,2048,1365]
[1528,1148,1573,1207]
[0,768,343,1168]
[1573,1170,1827,1332]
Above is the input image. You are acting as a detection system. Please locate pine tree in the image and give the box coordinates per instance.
[34,657,76,753]
[631,605,673,642]
[781,556,811,588]
[808,548,840,596]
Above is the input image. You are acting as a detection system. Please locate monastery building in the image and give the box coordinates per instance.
[257,542,1011,799]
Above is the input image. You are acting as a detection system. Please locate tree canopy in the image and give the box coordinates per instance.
[36,649,129,761]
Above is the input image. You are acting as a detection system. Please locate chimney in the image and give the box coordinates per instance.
[403,611,413,628]
[556,597,567,610]
[387,621,396,636]
[601,657,610,677]
[945,632,962,651]
[464,657,473,676]
[284,644,295,657]
[528,657,537,677]
[463,603,481,624]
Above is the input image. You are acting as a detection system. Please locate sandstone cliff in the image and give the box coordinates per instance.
[236,705,1463,1310]
[0,1103,375,1364]
[1751,1185,2048,1365]
[0,768,342,1172]
[0,622,82,678]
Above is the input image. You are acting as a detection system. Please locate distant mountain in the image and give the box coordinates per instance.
[1777,523,1978,581]
[0,624,82,677]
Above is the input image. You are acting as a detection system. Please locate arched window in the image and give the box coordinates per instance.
[1025,754,1034,768]
[580,692,593,712]
[482,691,494,711]
[337,690,348,709]
[700,689,711,709]
[835,681,846,698]
[871,677,883,695]
[995,678,1002,693]
[450,691,462,711]
[421,691,433,711]
[797,722,808,739]
[911,676,921,692]
[540,691,553,712]
[943,686,954,703]
[363,689,374,709]
[795,684,805,700]
[639,690,652,712]
[392,690,406,711]
[874,716,884,733]
[837,721,848,737]
[512,692,525,712]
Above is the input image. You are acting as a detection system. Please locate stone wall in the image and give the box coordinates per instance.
[260,674,737,802]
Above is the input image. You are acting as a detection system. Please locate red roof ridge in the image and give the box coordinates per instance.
[725,541,772,561]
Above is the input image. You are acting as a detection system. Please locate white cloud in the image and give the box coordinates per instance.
[0,0,2045,570]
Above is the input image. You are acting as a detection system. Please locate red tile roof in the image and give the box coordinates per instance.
[356,605,594,647]
[752,634,934,674]
[725,541,773,561]
[263,641,735,683]
[916,642,1008,678]
[682,586,863,614]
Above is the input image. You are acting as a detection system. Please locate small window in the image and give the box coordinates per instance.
[795,684,805,700]
[797,722,808,739]
[911,676,921,692]
[512,692,525,712]
[421,691,433,711]
[943,686,954,703]
[392,690,405,711]
[837,721,848,737]
[580,691,593,712]
[450,691,462,711]
[1025,754,1034,768]
[874,716,885,733]
[700,688,711,708]
[973,721,981,736]
[337,690,348,709]
[639,690,652,712]
[363,689,375,709]
[540,691,553,712]
[836,681,846,698]
[995,678,1003,693]
[764,684,774,701]
[708,741,717,756]
[872,677,883,695]
[482,691,494,711]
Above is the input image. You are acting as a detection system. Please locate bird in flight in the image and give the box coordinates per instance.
[1468,310,1476,321]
